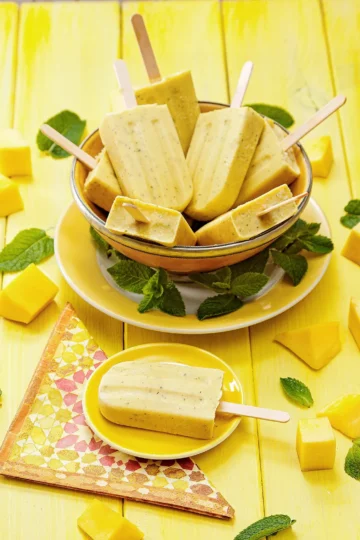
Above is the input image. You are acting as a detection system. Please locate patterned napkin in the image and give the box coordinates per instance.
[0,303,234,519]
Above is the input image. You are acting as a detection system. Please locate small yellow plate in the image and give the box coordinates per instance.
[83,343,243,460]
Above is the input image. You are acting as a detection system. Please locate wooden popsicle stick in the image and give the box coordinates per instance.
[282,94,346,151]
[230,61,254,108]
[113,59,138,109]
[218,401,290,423]
[131,14,162,83]
[40,124,97,170]
[257,191,308,218]
[122,202,150,223]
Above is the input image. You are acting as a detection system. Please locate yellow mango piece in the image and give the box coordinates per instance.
[317,394,360,439]
[296,417,336,471]
[0,174,24,217]
[305,135,333,178]
[349,297,360,351]
[342,223,360,266]
[275,322,341,370]
[0,128,32,176]
[78,499,144,540]
[0,264,58,324]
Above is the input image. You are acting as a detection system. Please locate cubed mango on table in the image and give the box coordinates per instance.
[0,174,24,217]
[0,264,58,324]
[274,322,341,370]
[342,223,360,267]
[305,135,333,177]
[349,297,360,351]
[0,129,32,177]
[78,499,144,540]
[318,394,360,439]
[296,417,336,471]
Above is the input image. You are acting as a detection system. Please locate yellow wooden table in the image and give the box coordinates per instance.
[1,1,359,538]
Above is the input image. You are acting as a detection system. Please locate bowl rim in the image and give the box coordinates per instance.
[71,100,313,257]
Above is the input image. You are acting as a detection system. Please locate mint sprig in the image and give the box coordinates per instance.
[246,103,295,128]
[198,294,243,321]
[345,441,360,481]
[280,377,314,408]
[234,514,296,540]
[0,228,54,272]
[108,260,154,294]
[37,110,86,159]
[271,250,308,286]
[340,199,360,229]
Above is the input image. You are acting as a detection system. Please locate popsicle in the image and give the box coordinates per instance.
[111,14,200,154]
[185,62,265,221]
[100,60,193,212]
[40,125,121,212]
[106,196,197,247]
[98,361,290,440]
[195,184,300,246]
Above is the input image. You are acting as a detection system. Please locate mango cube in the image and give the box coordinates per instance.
[296,417,336,471]
[0,129,32,177]
[349,297,360,351]
[275,322,341,370]
[342,223,360,266]
[0,264,58,324]
[78,499,144,540]
[306,135,333,177]
[0,174,24,217]
[318,394,360,439]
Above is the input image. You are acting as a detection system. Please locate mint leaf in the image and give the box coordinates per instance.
[298,235,334,254]
[197,294,243,321]
[190,267,231,293]
[353,438,360,447]
[231,249,269,279]
[37,110,86,159]
[340,214,360,229]
[159,282,185,317]
[345,442,360,481]
[280,377,313,408]
[143,268,167,298]
[234,514,296,540]
[246,103,295,128]
[231,272,268,298]
[284,240,303,255]
[271,249,308,286]
[271,219,311,251]
[138,294,160,314]
[306,223,321,236]
[344,200,360,215]
[108,260,154,293]
[0,228,54,272]
[90,226,111,254]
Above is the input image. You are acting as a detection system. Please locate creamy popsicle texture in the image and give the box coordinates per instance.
[196,184,298,246]
[185,107,265,221]
[84,149,121,212]
[98,361,224,439]
[236,120,300,205]
[106,196,196,247]
[100,104,193,212]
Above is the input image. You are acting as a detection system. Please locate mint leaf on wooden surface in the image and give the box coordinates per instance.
[231,272,269,298]
[271,249,308,286]
[234,514,296,540]
[345,442,360,481]
[341,214,360,229]
[197,294,243,321]
[246,103,295,128]
[0,228,54,272]
[280,377,314,408]
[107,260,154,294]
[37,110,86,158]
[231,249,269,279]
[159,282,186,317]
[344,200,360,215]
[298,235,334,254]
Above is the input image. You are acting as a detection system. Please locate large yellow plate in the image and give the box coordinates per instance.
[83,343,243,459]
[55,200,331,334]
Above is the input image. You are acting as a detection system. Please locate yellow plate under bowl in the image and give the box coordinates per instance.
[83,343,243,460]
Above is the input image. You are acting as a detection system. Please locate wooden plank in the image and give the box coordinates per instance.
[122,2,263,539]
[1,3,123,539]
[321,0,360,197]
[223,0,360,538]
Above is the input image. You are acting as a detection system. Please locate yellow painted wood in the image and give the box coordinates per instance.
[122,2,263,538]
[321,0,360,197]
[223,0,360,538]
[0,3,123,539]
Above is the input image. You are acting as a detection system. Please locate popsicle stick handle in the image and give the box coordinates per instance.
[131,14,162,83]
[257,192,308,218]
[113,60,138,109]
[122,203,150,223]
[230,61,254,108]
[282,94,346,151]
[40,124,97,170]
[218,401,290,423]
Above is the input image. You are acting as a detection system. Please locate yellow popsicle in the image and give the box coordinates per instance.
[84,149,121,212]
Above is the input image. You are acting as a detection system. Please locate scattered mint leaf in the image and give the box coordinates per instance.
[246,103,295,128]
[231,249,269,279]
[345,442,360,481]
[234,514,296,540]
[344,200,360,215]
[231,272,269,298]
[0,228,54,272]
[298,235,334,254]
[159,282,186,317]
[190,267,232,293]
[138,294,160,314]
[90,226,111,254]
[108,260,154,294]
[271,249,308,286]
[280,377,314,408]
[340,214,360,229]
[37,110,86,159]
[197,294,243,321]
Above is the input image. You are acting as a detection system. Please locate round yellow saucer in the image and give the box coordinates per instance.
[83,343,243,460]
